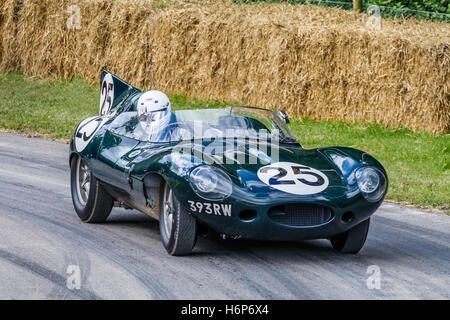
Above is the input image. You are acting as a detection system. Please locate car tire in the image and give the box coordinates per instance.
[159,181,197,256]
[330,218,370,254]
[70,155,113,223]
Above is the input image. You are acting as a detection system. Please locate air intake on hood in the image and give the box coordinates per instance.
[268,204,333,226]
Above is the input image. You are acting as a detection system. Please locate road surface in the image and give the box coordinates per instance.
[0,132,448,299]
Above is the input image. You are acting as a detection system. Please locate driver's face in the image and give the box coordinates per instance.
[139,109,167,123]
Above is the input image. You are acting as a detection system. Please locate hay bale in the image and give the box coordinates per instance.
[69,0,115,82]
[151,3,449,133]
[0,0,23,71]
[101,1,156,88]
[13,0,157,84]
[16,0,110,80]
[1,0,448,133]
[0,1,4,63]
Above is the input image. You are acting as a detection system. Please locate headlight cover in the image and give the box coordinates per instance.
[355,166,387,202]
[189,165,232,200]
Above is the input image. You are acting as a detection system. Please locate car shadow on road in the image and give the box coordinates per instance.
[195,236,334,255]
[106,210,334,254]
[105,209,396,264]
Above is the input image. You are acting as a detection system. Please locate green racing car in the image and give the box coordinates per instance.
[69,71,388,256]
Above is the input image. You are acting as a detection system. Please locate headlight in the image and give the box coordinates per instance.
[355,166,387,202]
[189,165,232,200]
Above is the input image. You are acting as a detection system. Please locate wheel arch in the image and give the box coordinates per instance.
[143,172,165,189]
[141,172,166,220]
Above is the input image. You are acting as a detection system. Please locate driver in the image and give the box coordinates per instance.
[137,90,174,141]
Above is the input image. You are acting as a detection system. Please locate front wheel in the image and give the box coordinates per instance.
[330,218,370,254]
[70,155,113,223]
[159,182,197,256]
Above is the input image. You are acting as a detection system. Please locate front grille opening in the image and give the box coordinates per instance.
[239,210,257,221]
[268,203,333,226]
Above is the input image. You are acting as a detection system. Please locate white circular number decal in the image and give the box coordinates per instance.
[74,117,107,152]
[99,73,114,115]
[257,162,329,195]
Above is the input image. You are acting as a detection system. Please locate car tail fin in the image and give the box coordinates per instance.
[99,70,142,116]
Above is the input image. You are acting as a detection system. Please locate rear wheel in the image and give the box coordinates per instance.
[330,218,370,254]
[159,182,197,256]
[70,155,113,223]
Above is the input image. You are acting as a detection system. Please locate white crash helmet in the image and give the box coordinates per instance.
[137,90,172,135]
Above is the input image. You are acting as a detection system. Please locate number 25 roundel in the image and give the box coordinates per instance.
[257,162,329,195]
[74,116,107,152]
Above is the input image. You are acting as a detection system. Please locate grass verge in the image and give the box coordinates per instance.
[0,71,448,213]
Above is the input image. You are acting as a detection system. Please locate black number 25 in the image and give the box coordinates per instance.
[260,166,325,186]
[100,80,113,115]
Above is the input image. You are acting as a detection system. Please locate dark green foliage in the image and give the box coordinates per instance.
[368,0,448,14]
[233,0,449,20]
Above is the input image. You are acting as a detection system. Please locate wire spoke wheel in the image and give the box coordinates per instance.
[159,181,197,256]
[70,155,113,223]
[163,184,174,237]
[76,157,90,206]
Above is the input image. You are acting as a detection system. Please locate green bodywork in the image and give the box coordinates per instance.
[69,71,387,241]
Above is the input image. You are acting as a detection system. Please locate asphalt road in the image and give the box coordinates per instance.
[0,132,449,299]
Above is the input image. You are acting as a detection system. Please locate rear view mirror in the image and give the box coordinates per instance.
[278,110,290,124]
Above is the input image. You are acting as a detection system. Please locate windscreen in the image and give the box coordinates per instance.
[109,107,297,144]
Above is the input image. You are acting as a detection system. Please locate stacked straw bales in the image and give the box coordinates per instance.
[0,0,448,133]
